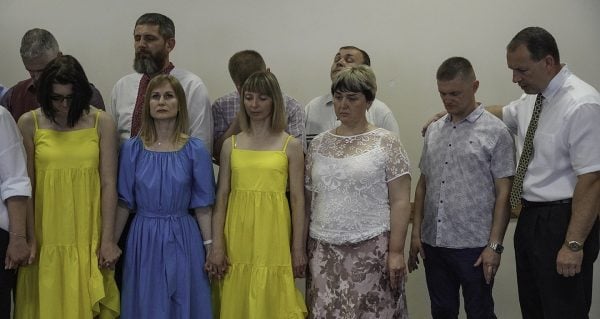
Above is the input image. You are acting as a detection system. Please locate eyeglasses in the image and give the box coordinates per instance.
[50,94,74,103]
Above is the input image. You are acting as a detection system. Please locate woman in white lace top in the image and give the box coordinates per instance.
[305,65,412,318]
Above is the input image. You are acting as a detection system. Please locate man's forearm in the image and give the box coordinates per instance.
[567,171,600,243]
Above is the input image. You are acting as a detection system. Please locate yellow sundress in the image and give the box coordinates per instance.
[15,110,119,319]
[213,135,306,319]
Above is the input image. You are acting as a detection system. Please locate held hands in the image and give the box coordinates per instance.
[4,235,31,269]
[556,245,583,277]
[98,241,121,270]
[205,246,229,280]
[474,247,501,284]
[407,236,425,273]
[292,247,307,278]
[27,233,37,265]
[388,251,407,290]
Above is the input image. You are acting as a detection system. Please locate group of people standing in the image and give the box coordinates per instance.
[0,11,598,319]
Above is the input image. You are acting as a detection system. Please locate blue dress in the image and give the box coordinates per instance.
[118,137,214,319]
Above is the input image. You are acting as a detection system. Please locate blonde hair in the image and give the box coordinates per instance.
[331,65,377,102]
[139,74,189,145]
[238,71,286,132]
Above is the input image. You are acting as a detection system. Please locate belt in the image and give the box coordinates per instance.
[521,198,572,208]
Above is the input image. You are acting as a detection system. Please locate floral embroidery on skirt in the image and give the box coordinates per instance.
[307,233,408,319]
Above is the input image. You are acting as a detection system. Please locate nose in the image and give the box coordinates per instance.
[340,97,351,108]
[246,97,258,108]
[441,96,451,105]
[512,70,521,83]
[135,39,147,50]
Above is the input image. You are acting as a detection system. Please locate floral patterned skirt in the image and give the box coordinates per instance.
[307,233,409,319]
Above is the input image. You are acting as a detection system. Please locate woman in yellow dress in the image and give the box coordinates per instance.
[207,71,307,318]
[15,55,120,319]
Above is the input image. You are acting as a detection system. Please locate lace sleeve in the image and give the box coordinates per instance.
[381,133,411,182]
[305,135,320,191]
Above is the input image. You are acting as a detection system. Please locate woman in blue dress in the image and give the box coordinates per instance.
[115,74,214,318]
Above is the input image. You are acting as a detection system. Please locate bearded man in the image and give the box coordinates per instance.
[108,13,212,152]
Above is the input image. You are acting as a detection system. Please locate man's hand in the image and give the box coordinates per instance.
[474,247,501,284]
[556,246,583,277]
[421,111,447,136]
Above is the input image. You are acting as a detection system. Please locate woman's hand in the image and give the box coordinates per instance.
[388,251,407,290]
[27,233,37,265]
[205,246,229,280]
[98,241,121,269]
[292,247,307,278]
[5,235,30,269]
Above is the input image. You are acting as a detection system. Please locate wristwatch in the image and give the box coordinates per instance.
[488,242,504,254]
[565,240,584,252]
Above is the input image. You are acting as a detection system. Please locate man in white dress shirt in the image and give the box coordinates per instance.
[0,106,31,317]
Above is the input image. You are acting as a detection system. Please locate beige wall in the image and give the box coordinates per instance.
[1,0,599,317]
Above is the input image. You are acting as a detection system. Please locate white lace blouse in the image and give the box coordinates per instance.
[305,128,410,244]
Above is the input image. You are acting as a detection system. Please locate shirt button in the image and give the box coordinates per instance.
[438,219,441,222]
[445,161,448,164]
[440,200,443,203]
[442,181,445,184]
[448,144,452,147]
[453,126,456,129]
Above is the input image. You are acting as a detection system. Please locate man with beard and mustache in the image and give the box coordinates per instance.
[108,13,212,152]
[1,28,105,122]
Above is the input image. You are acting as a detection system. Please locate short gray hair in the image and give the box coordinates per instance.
[20,28,59,60]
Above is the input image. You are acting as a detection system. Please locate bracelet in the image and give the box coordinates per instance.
[203,239,213,246]
[8,231,26,239]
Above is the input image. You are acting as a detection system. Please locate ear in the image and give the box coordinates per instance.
[543,55,555,69]
[166,38,176,52]
[472,80,480,94]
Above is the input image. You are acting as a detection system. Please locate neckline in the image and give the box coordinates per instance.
[36,126,96,133]
[329,127,381,138]
[142,137,190,153]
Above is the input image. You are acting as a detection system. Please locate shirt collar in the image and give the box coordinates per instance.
[26,78,36,93]
[542,64,570,101]
[325,92,333,106]
[444,103,484,124]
